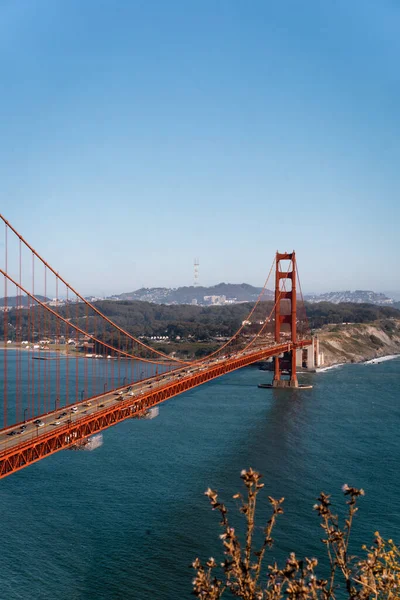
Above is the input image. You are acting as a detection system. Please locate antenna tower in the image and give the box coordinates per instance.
[194,258,199,287]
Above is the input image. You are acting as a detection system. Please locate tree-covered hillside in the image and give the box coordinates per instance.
[1,300,399,346]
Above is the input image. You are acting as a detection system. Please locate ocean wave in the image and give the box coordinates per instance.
[315,364,345,373]
[364,355,400,365]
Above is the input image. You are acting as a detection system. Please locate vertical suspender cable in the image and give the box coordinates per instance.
[104,316,107,395]
[37,292,41,416]
[3,222,8,428]
[43,264,47,412]
[56,276,60,408]
[65,287,70,406]
[118,331,120,386]
[75,295,79,404]
[91,310,95,397]
[27,256,31,419]
[15,237,21,423]
[84,300,88,399]
[31,252,36,415]
[111,325,115,390]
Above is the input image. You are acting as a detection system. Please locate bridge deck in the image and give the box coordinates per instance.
[0,341,311,478]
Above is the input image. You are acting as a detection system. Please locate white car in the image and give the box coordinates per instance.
[71,407,78,413]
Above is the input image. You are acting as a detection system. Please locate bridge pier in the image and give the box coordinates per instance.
[272,352,299,388]
[295,337,324,371]
[272,378,299,388]
[272,251,299,388]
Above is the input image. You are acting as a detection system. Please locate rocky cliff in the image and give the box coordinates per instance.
[317,319,400,366]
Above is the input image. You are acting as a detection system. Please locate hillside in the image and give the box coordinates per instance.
[109,283,272,305]
[1,299,400,363]
[305,290,393,305]
[0,295,49,307]
[317,319,400,366]
[108,286,394,307]
[304,302,400,328]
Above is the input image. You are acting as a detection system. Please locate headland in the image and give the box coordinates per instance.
[316,319,400,367]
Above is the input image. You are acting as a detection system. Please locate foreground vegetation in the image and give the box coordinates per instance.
[192,469,399,599]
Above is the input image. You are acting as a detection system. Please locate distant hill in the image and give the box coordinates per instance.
[384,290,400,301]
[109,283,273,305]
[304,290,393,306]
[0,295,49,307]
[1,298,399,355]
[109,285,393,307]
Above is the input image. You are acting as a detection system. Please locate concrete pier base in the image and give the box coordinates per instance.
[272,379,299,388]
[258,382,313,390]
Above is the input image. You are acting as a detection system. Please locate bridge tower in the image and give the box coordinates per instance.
[273,251,298,388]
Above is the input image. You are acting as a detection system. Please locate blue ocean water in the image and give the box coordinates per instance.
[0,350,169,428]
[0,357,399,599]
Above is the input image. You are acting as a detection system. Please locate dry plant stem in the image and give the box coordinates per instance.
[244,478,256,572]
[193,469,399,600]
[323,513,337,596]
[340,486,364,597]
[252,501,281,588]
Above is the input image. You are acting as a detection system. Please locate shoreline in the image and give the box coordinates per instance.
[316,352,400,372]
[0,347,72,356]
[0,346,175,364]
[316,319,400,369]
[2,319,400,369]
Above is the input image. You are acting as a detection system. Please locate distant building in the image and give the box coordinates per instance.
[203,295,227,305]
[47,298,67,307]
[76,341,95,352]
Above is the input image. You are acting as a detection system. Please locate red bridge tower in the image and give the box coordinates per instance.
[273,251,298,388]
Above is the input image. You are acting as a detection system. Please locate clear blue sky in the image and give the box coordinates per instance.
[1,0,399,296]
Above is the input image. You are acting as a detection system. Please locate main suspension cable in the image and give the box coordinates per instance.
[0,215,187,364]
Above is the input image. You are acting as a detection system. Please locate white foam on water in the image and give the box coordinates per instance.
[82,433,103,451]
[315,363,345,373]
[364,355,400,365]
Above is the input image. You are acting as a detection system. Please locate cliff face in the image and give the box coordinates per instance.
[317,319,400,366]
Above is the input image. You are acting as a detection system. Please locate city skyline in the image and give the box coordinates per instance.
[1,1,399,296]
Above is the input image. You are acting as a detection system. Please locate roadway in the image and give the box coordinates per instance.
[0,352,239,454]
[0,339,312,479]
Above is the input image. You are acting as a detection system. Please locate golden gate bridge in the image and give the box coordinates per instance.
[0,214,312,478]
